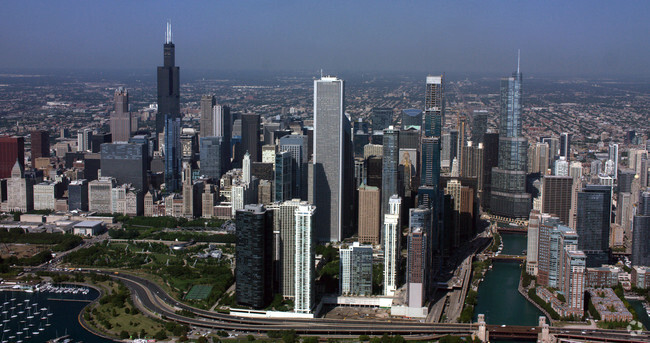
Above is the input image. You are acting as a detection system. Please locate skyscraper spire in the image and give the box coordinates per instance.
[166,20,172,44]
[517,49,520,74]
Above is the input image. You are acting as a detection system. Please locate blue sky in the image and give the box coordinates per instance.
[1,1,648,76]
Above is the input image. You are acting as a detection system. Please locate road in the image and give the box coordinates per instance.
[80,270,650,341]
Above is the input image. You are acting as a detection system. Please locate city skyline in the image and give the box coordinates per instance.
[1,2,650,77]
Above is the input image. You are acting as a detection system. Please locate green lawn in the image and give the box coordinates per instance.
[185,285,214,300]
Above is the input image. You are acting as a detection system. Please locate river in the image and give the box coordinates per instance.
[0,285,114,343]
[473,232,544,327]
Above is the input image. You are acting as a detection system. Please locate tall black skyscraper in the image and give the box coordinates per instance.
[490,54,531,218]
[560,132,571,160]
[156,21,180,142]
[241,113,261,162]
[576,184,612,267]
[381,127,400,220]
[632,192,650,266]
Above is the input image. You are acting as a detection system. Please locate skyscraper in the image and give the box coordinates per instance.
[312,76,352,242]
[242,113,261,162]
[274,151,292,202]
[294,203,315,313]
[420,137,440,187]
[608,143,619,179]
[110,87,132,142]
[559,132,571,160]
[424,75,444,138]
[576,184,612,267]
[471,110,488,145]
[235,204,273,309]
[358,183,381,245]
[199,136,223,180]
[407,227,427,308]
[164,116,182,192]
[156,21,180,141]
[199,95,216,137]
[383,195,401,296]
[542,175,573,225]
[490,55,531,218]
[339,242,373,296]
[68,179,89,212]
[30,130,50,160]
[100,142,148,193]
[278,199,302,298]
[371,108,393,132]
[381,126,400,219]
[279,135,308,200]
[632,192,650,266]
[0,136,24,179]
[242,152,251,185]
[401,109,423,130]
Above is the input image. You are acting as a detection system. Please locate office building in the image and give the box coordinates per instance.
[294,203,315,313]
[77,129,92,153]
[383,195,401,296]
[424,75,444,138]
[164,116,182,192]
[200,97,232,171]
[402,109,423,130]
[358,183,381,245]
[312,76,353,242]
[68,179,89,211]
[407,227,427,308]
[280,135,308,200]
[632,192,650,266]
[381,126,400,218]
[30,130,50,160]
[576,185,612,267]
[529,142,550,175]
[371,108,393,132]
[490,59,531,218]
[89,177,115,214]
[471,110,488,145]
[5,161,33,212]
[608,143,619,179]
[555,157,569,176]
[156,21,180,141]
[527,210,542,275]
[199,95,216,137]
[0,136,25,179]
[560,133,571,160]
[542,175,573,225]
[421,137,440,187]
[340,242,373,296]
[110,87,132,142]
[235,204,273,308]
[200,136,223,180]
[101,142,148,192]
[274,151,292,202]
[242,113,261,162]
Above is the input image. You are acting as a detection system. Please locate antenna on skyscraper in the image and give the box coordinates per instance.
[517,49,520,74]
[166,19,173,44]
[320,69,323,78]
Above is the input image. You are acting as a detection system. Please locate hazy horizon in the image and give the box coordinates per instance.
[2,1,649,78]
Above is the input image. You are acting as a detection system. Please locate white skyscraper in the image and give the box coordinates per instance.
[242,151,251,185]
[312,76,352,242]
[608,143,619,179]
[294,203,315,314]
[383,195,401,296]
[554,157,569,176]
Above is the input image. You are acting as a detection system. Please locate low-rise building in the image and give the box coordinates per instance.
[586,265,620,288]
[632,266,650,289]
[73,220,104,236]
[587,288,633,322]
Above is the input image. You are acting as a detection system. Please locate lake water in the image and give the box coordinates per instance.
[0,285,114,343]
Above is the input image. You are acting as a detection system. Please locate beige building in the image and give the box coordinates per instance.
[358,183,381,245]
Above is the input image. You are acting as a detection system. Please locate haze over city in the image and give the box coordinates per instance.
[1,1,650,76]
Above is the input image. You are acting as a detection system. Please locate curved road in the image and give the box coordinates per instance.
[92,270,650,341]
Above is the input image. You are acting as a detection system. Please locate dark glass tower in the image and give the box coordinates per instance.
[490,56,531,218]
[381,127,400,219]
[576,184,612,267]
[164,116,182,192]
[156,21,180,141]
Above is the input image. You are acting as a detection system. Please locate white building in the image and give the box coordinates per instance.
[340,242,373,296]
[242,152,251,185]
[383,195,401,296]
[33,181,57,211]
[554,157,569,176]
[89,178,115,214]
[73,220,104,236]
[294,203,315,314]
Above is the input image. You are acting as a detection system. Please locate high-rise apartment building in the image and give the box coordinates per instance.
[110,87,132,142]
[529,142,550,175]
[490,59,531,218]
[563,248,586,315]
[294,203,315,313]
[632,192,650,266]
[312,76,352,242]
[407,227,427,308]
[278,199,302,298]
[339,242,373,296]
[156,22,180,141]
[235,204,273,309]
[383,195,401,296]
[358,183,381,245]
[608,143,619,179]
[559,132,571,160]
[30,130,50,160]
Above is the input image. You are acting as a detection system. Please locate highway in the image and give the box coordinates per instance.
[92,270,650,341]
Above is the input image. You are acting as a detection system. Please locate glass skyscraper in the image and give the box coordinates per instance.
[164,116,182,192]
[156,21,180,142]
[490,60,531,218]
